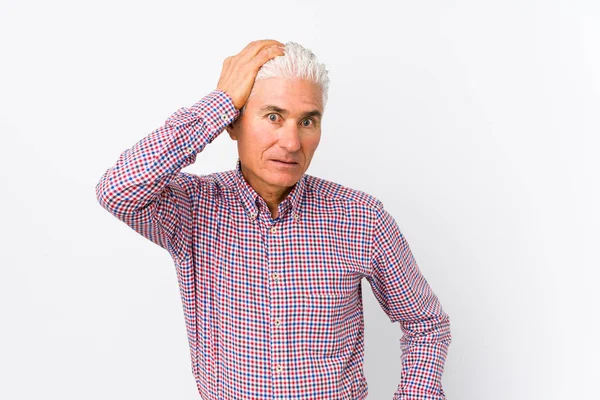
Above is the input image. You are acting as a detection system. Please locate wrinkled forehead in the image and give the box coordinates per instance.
[247,77,323,114]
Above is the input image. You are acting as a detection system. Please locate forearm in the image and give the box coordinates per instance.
[393,312,452,400]
[367,206,452,399]
[95,89,238,220]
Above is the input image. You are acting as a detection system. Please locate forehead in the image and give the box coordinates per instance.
[248,77,323,113]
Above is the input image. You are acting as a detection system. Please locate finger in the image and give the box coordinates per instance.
[240,39,284,60]
[252,44,285,67]
[247,39,284,53]
[236,40,260,56]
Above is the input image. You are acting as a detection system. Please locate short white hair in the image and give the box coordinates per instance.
[244,41,330,112]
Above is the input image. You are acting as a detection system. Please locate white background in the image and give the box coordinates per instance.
[1,0,598,399]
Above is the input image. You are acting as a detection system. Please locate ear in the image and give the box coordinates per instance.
[226,122,237,141]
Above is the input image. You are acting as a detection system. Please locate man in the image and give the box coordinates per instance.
[96,39,451,399]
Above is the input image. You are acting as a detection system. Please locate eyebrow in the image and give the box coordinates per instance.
[258,105,322,120]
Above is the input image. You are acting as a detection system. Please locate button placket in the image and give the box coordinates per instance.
[267,219,286,381]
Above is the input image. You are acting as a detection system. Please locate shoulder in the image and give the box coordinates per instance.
[304,174,384,212]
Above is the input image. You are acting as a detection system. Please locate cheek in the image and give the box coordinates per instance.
[239,120,263,141]
[303,133,321,152]
[239,124,278,153]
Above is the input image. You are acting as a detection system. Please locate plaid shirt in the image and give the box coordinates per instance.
[96,90,451,399]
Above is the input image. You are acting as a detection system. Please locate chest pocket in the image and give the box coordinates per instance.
[300,283,360,358]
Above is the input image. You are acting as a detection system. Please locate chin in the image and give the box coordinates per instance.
[265,172,301,188]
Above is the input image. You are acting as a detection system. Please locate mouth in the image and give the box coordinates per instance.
[271,159,299,166]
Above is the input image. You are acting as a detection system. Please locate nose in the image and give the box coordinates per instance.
[277,121,301,153]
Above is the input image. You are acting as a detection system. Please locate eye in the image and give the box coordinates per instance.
[301,118,314,127]
[267,113,280,122]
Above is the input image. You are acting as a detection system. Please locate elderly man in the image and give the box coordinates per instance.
[96,39,451,399]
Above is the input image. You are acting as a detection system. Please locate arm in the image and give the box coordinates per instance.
[95,40,285,262]
[95,90,239,262]
[366,205,452,400]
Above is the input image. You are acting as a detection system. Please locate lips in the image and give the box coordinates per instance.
[272,159,298,164]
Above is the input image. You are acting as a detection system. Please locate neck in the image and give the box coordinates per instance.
[262,188,292,219]
[240,165,294,219]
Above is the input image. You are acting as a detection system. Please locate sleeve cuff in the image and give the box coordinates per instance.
[190,89,240,132]
[165,90,241,159]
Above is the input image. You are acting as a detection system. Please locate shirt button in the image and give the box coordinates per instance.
[272,273,279,282]
[275,365,283,374]
[270,226,277,233]
[220,114,229,121]
[274,318,281,327]
[186,147,194,153]
[249,211,257,220]
[293,213,299,220]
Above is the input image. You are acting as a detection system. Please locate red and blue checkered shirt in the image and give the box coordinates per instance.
[96,90,451,399]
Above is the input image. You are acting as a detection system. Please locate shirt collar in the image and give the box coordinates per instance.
[233,158,306,221]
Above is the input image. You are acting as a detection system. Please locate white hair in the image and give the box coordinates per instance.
[244,41,330,112]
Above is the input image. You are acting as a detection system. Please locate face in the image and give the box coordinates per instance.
[227,77,323,199]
